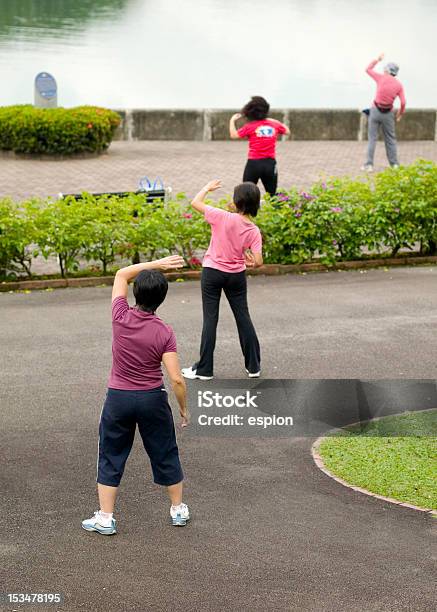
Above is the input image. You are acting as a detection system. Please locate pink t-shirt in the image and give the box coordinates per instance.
[202,206,262,273]
[108,296,177,391]
[366,60,406,114]
[238,119,287,159]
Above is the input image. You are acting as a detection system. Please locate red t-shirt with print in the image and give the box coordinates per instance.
[237,119,287,160]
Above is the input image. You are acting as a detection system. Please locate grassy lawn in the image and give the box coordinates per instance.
[319,410,437,510]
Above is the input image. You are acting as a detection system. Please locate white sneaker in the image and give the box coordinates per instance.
[181,366,213,381]
[391,164,400,169]
[82,511,117,536]
[170,503,190,526]
[245,368,261,378]
[361,164,373,172]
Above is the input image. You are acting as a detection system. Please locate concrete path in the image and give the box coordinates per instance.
[1,140,436,200]
[1,269,435,611]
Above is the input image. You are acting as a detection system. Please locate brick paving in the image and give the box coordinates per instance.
[1,140,436,201]
[2,140,435,275]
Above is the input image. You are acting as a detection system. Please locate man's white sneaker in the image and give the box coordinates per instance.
[390,164,400,169]
[361,164,374,172]
[245,368,261,378]
[181,366,213,381]
[170,503,190,526]
[82,511,117,536]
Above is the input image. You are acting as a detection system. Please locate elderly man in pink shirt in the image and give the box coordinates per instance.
[363,52,406,172]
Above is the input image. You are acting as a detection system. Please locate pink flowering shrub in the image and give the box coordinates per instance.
[1,161,436,278]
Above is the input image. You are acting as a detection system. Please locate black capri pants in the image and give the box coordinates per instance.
[195,267,261,377]
[97,387,183,487]
[243,157,278,196]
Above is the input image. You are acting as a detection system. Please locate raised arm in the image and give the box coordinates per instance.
[229,113,242,139]
[112,255,184,301]
[366,52,384,81]
[190,180,222,214]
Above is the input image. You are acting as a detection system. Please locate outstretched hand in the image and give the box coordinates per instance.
[377,52,385,62]
[203,179,222,193]
[154,255,185,271]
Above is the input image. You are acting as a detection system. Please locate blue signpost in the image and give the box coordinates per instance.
[34,72,57,108]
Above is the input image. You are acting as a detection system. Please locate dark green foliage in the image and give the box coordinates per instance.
[0,161,436,279]
[0,105,120,155]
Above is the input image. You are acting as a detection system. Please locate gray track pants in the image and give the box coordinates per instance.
[366,107,399,166]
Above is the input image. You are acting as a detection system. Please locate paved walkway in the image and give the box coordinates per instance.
[1,140,436,200]
[1,269,436,611]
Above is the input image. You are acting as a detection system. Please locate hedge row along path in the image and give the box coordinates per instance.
[2,159,436,279]
[0,105,120,155]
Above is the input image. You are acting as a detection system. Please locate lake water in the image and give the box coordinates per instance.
[1,0,436,109]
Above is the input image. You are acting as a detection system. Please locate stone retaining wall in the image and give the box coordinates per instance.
[113,108,437,141]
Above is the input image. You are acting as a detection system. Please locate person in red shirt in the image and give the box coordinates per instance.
[230,96,290,195]
[363,52,406,171]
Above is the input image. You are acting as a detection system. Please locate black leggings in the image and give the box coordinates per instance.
[195,267,261,376]
[243,158,278,195]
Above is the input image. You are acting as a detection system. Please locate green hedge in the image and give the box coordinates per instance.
[0,160,436,279]
[0,105,121,155]
[259,159,437,264]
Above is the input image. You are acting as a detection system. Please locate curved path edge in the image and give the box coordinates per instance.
[2,255,437,292]
[312,414,437,517]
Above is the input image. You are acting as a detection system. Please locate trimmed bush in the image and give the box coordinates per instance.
[77,193,133,274]
[0,105,120,155]
[258,179,373,264]
[369,159,437,255]
[37,197,94,277]
[122,195,211,265]
[0,198,40,277]
[0,160,436,279]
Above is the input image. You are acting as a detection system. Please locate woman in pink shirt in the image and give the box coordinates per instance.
[363,52,406,171]
[229,96,290,196]
[182,180,263,380]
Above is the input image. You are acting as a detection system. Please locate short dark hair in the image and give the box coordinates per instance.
[233,182,261,217]
[133,270,168,312]
[241,96,270,121]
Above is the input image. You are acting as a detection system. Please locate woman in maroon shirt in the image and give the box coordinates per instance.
[82,256,190,535]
